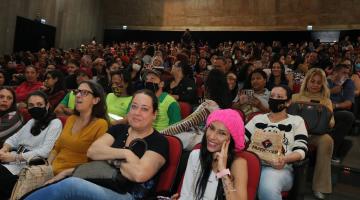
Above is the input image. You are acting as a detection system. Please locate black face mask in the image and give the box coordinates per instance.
[144,82,159,93]
[28,107,47,120]
[268,98,287,113]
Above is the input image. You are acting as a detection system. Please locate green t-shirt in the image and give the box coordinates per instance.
[60,91,76,109]
[106,93,132,120]
[154,92,181,131]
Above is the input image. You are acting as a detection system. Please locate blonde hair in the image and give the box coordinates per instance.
[299,68,330,98]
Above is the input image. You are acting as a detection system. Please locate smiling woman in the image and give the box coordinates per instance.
[24,89,169,200]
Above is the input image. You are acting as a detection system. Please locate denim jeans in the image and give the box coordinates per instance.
[258,165,294,200]
[24,177,134,200]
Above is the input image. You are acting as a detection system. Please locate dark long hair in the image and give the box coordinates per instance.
[26,91,56,136]
[205,69,231,108]
[110,70,134,95]
[243,68,268,89]
[195,128,236,200]
[46,70,65,95]
[267,61,288,90]
[73,81,108,121]
[0,87,17,116]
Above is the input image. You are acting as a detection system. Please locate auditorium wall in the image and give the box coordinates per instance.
[104,0,360,31]
[0,0,103,55]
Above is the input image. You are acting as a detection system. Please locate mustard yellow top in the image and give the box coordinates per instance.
[292,92,335,128]
[51,115,108,175]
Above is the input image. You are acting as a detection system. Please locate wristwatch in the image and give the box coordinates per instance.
[216,168,231,179]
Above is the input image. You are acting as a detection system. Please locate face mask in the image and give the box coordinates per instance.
[268,98,287,113]
[144,82,159,93]
[112,85,125,97]
[28,107,47,120]
[355,63,360,72]
[132,63,141,72]
[207,65,214,70]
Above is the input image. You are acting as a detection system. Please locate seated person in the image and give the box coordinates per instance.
[174,109,247,200]
[106,70,133,124]
[165,61,197,105]
[266,61,293,91]
[144,69,181,131]
[161,69,231,149]
[292,68,334,199]
[45,81,108,183]
[327,64,355,162]
[233,69,270,120]
[15,65,43,106]
[54,69,91,116]
[245,85,308,200]
[64,59,79,90]
[24,89,169,200]
[43,70,66,108]
[0,87,23,146]
[0,91,62,199]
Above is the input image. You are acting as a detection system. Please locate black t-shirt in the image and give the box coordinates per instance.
[108,124,169,199]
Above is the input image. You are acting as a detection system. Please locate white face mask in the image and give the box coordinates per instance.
[132,63,141,72]
[207,65,214,70]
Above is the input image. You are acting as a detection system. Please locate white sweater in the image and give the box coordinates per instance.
[3,118,62,174]
[245,114,308,160]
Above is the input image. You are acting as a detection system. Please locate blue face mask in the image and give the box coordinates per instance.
[355,63,360,72]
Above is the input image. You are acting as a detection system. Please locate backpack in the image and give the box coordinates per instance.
[287,101,332,135]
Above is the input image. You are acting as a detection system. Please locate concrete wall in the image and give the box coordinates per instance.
[104,0,360,31]
[0,0,103,55]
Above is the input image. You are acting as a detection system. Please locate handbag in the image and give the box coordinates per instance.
[72,138,148,193]
[10,157,53,200]
[287,101,332,135]
[247,129,284,165]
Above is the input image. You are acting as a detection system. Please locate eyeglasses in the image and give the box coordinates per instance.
[73,89,94,97]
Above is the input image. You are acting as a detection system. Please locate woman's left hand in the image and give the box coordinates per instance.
[215,140,230,171]
[44,169,73,185]
[0,152,16,163]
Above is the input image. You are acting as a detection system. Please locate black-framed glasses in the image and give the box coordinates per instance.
[73,89,94,97]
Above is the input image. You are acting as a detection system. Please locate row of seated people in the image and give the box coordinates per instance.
[0,66,337,200]
[0,39,359,199]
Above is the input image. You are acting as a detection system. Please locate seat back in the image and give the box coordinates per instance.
[155,135,183,194]
[236,151,261,200]
[178,101,192,119]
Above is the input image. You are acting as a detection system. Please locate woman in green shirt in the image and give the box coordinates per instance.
[106,70,134,124]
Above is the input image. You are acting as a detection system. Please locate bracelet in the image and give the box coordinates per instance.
[15,153,20,164]
[216,168,231,179]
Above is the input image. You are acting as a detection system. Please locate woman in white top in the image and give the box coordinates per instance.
[0,90,62,200]
[173,109,248,200]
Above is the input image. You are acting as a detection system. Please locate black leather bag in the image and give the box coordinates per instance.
[287,101,332,135]
[72,138,148,193]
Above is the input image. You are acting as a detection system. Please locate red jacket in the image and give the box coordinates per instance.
[15,81,43,102]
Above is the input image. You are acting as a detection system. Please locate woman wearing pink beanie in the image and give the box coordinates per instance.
[173,109,248,200]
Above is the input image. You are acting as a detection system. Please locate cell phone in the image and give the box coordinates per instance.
[243,89,254,98]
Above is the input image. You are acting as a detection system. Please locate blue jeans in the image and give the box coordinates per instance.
[258,166,294,200]
[25,177,134,200]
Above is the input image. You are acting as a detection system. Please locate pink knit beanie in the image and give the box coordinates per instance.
[206,109,245,152]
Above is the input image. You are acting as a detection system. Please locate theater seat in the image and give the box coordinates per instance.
[178,101,192,119]
[155,135,183,195]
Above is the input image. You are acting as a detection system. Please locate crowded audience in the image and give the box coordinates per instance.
[0,34,359,200]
